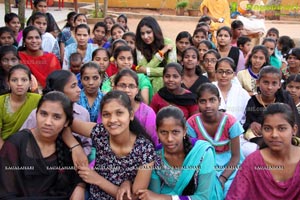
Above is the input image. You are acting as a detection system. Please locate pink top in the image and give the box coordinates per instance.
[226,150,300,199]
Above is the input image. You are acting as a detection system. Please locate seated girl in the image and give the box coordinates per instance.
[150,62,198,119]
[136,106,224,200]
[64,90,156,199]
[187,83,244,195]
[0,91,85,199]
[226,103,300,199]
[0,65,41,149]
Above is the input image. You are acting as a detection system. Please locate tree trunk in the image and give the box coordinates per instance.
[103,0,108,17]
[94,0,99,18]
[4,0,11,14]
[18,0,26,29]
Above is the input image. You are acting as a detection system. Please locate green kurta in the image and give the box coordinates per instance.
[0,93,41,140]
[137,38,177,93]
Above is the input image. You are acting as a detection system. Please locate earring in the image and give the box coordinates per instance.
[292,135,300,146]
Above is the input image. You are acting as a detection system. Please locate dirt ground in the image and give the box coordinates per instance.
[111,8,300,47]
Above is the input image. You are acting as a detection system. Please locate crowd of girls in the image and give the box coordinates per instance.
[1,7,300,199]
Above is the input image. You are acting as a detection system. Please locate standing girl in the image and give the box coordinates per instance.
[243,66,300,143]
[285,74,300,115]
[150,62,198,119]
[65,90,155,200]
[78,61,104,122]
[0,45,38,95]
[187,83,244,195]
[137,106,223,200]
[18,26,61,89]
[135,16,177,93]
[216,26,245,73]
[0,65,41,149]
[203,49,221,82]
[181,46,210,94]
[63,24,97,70]
[102,45,153,104]
[237,45,269,96]
[175,31,192,63]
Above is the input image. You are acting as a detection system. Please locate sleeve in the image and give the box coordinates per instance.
[236,50,245,73]
[148,169,161,193]
[62,46,70,70]
[149,93,160,113]
[228,117,244,139]
[141,139,156,165]
[138,53,164,77]
[225,157,253,200]
[20,109,37,130]
[243,98,256,132]
[52,40,61,61]
[186,119,198,138]
[0,141,20,198]
[101,78,112,93]
[144,108,158,146]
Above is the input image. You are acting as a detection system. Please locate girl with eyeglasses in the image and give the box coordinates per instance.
[98,68,158,146]
[203,49,221,82]
[150,62,199,119]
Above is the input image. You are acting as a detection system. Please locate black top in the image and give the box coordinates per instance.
[0,129,81,199]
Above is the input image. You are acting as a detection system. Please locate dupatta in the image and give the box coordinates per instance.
[170,140,213,194]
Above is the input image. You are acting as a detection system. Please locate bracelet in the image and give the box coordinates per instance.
[158,50,164,58]
[220,174,228,181]
[69,143,81,152]
[135,65,140,71]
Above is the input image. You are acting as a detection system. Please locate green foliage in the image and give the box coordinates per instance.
[88,9,104,18]
[176,1,188,9]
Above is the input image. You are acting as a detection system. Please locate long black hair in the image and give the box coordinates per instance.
[100,90,154,144]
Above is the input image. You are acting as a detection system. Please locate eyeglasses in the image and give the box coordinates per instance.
[216,69,234,75]
[203,59,217,64]
[116,83,137,89]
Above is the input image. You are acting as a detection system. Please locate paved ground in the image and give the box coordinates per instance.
[0,3,299,47]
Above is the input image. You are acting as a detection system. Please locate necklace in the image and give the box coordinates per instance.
[258,94,276,108]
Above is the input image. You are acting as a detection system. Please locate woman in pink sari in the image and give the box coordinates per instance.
[226,103,300,199]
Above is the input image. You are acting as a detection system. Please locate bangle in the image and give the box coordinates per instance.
[70,143,80,152]
[158,50,164,58]
[220,174,228,182]
[135,65,140,71]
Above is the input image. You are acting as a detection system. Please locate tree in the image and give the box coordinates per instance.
[4,0,11,14]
